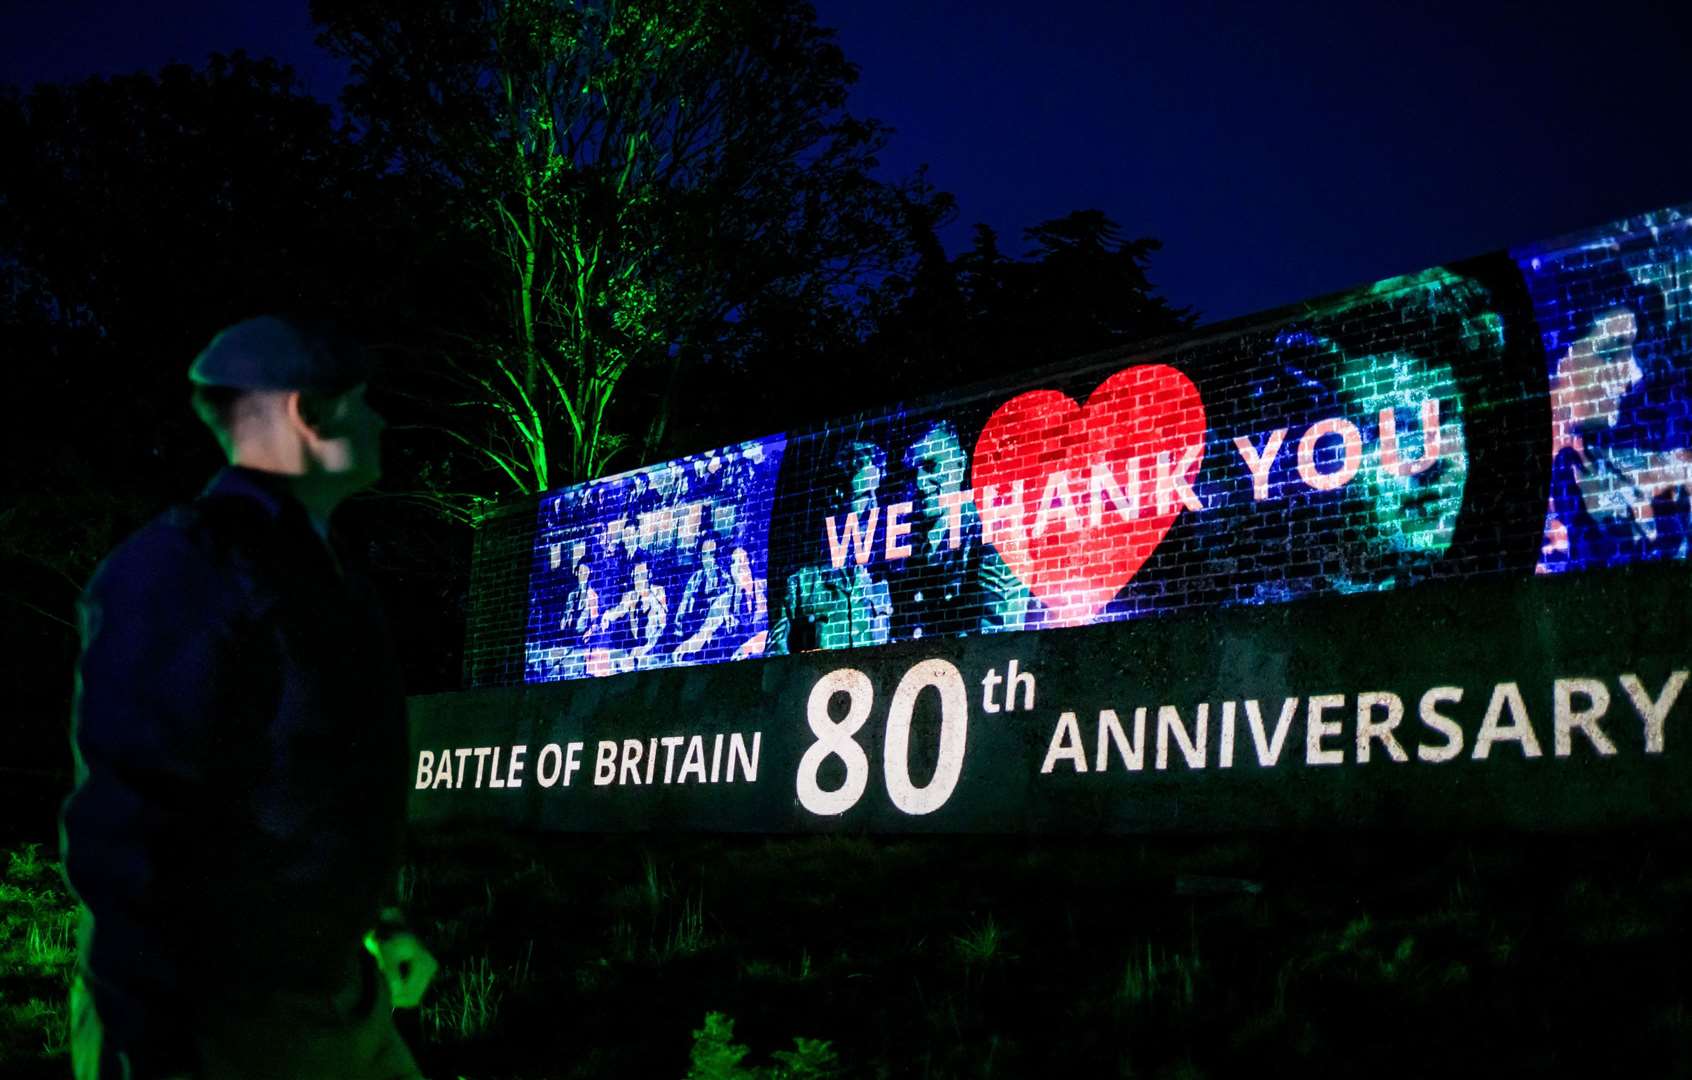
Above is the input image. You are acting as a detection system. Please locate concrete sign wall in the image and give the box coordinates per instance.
[427,200,1692,832]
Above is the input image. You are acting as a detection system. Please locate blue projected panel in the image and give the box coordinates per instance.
[1518,211,1692,572]
[525,437,787,683]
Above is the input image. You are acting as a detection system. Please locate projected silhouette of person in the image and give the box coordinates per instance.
[888,419,1029,640]
[1540,269,1692,570]
[767,439,892,654]
[675,545,769,662]
[601,554,669,672]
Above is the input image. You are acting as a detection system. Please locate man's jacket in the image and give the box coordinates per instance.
[59,467,410,1060]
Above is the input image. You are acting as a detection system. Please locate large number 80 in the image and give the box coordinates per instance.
[796,659,970,817]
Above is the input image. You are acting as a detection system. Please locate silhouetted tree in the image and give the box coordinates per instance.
[861,209,1197,402]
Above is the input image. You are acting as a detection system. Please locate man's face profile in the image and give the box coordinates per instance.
[908,425,965,521]
[304,382,386,490]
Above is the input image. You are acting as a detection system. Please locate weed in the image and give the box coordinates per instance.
[396,863,418,906]
[661,890,708,961]
[683,1011,850,1079]
[423,954,504,1041]
[1337,914,1372,953]
[687,1011,751,1079]
[25,910,75,970]
[952,914,1003,965]
[6,843,47,884]
[1117,942,1200,1011]
[642,851,665,914]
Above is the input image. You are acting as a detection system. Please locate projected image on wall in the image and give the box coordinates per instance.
[762,268,1501,652]
[763,410,1032,656]
[1191,268,1496,606]
[526,436,787,682]
[1522,214,1692,573]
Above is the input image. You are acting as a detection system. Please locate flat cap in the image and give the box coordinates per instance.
[188,315,371,392]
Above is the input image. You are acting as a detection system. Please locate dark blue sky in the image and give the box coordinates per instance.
[6,0,1690,322]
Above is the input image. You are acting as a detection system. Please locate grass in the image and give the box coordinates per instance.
[951,914,1003,965]
[0,843,77,1069]
[5,831,1690,1077]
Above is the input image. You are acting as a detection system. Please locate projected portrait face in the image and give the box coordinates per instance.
[831,441,884,520]
[731,546,753,589]
[905,421,967,522]
[1345,349,1470,555]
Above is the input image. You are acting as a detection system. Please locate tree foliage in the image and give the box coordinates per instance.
[862,209,1199,405]
[313,0,919,507]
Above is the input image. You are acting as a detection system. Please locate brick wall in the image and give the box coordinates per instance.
[463,202,1692,690]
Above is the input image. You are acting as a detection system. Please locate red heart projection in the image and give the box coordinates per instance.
[972,364,1206,625]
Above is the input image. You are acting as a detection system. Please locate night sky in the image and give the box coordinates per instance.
[5,0,1691,322]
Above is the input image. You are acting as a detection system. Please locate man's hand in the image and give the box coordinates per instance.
[367,931,438,1009]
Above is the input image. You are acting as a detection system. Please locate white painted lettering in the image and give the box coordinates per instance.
[1095,707,1146,772]
[1553,678,1617,757]
[728,732,761,782]
[1218,701,1237,768]
[619,739,644,785]
[1041,712,1089,773]
[1246,698,1298,766]
[1416,687,1465,763]
[661,735,684,783]
[678,735,708,783]
[536,743,563,788]
[1306,695,1346,766]
[1620,670,1688,754]
[1473,682,1542,759]
[1356,692,1408,763]
[593,740,618,785]
[1156,704,1208,770]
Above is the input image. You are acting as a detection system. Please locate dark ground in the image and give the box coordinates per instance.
[4,819,1690,1078]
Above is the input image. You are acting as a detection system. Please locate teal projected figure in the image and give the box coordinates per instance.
[767,440,893,654]
[59,317,433,1078]
[888,419,1030,638]
[1341,346,1470,559]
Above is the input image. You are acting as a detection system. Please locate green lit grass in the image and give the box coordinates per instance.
[1,843,77,1069]
[7,834,1690,1077]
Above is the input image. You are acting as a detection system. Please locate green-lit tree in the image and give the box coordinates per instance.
[314,0,918,510]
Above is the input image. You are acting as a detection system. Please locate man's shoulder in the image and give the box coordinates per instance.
[86,497,267,602]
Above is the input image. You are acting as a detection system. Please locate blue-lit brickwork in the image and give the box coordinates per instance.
[460,200,1692,690]
[523,438,785,682]
[1518,209,1692,572]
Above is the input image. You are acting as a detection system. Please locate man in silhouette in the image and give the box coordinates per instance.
[60,316,435,1079]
